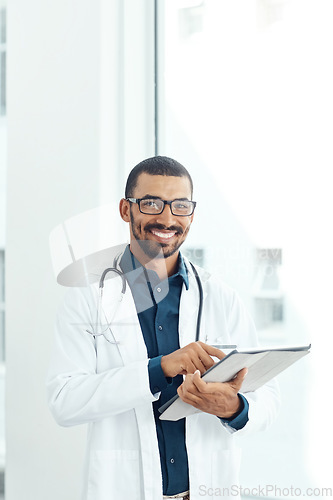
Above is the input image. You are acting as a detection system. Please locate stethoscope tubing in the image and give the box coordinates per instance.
[189,262,203,343]
[89,259,203,343]
[99,267,127,294]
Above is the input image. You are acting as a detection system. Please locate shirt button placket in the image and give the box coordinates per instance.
[155,285,165,353]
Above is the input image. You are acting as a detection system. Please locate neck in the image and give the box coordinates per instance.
[129,241,179,280]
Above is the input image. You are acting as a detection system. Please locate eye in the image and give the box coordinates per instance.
[174,201,190,210]
[141,199,160,209]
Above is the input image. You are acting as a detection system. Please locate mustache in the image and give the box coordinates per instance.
[144,222,184,234]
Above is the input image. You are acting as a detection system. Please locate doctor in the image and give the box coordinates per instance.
[47,156,280,500]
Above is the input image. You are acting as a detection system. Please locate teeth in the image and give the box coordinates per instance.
[151,230,176,239]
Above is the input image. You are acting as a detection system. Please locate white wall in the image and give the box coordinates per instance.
[6,1,154,499]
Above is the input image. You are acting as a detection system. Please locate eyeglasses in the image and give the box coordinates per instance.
[126,197,196,216]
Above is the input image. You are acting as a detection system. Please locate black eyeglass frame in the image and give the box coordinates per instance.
[126,197,197,216]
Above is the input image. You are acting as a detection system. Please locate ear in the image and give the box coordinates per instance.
[119,198,131,222]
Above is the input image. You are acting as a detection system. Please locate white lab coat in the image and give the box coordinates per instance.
[47,255,280,500]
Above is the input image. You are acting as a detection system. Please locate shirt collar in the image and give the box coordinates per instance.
[177,252,189,290]
[120,244,189,290]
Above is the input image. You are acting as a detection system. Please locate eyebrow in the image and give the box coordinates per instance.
[141,194,191,201]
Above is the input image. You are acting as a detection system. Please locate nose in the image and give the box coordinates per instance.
[155,202,177,226]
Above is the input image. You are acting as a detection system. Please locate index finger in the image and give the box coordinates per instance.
[198,342,225,361]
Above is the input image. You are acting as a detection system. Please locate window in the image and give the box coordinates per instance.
[182,247,205,268]
[0,7,6,116]
[157,0,332,495]
[0,5,6,496]
[253,248,284,332]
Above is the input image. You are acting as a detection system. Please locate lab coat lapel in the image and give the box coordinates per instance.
[101,280,149,365]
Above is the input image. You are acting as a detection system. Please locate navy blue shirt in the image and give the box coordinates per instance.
[120,246,248,495]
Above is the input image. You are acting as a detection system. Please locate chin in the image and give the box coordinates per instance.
[136,238,182,260]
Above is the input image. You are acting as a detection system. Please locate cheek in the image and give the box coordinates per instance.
[133,219,151,237]
[138,220,149,231]
[130,212,144,230]
[182,221,192,234]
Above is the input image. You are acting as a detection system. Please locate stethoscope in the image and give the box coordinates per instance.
[86,256,203,343]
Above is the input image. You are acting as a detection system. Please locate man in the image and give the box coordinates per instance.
[47,156,280,500]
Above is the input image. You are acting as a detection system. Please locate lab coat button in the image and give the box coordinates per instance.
[170,458,175,464]
[158,325,163,331]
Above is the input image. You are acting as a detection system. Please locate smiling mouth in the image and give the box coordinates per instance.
[150,229,177,241]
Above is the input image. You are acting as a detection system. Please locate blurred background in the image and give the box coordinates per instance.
[1,0,333,499]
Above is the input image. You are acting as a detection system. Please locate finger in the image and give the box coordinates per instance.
[228,367,248,391]
[182,358,200,375]
[199,342,225,361]
[181,373,206,399]
[192,377,227,396]
[182,393,202,407]
[182,373,200,393]
[193,358,210,375]
[184,344,214,374]
[182,359,197,375]
[177,384,183,397]
[191,370,209,393]
[178,382,203,407]
[194,345,219,371]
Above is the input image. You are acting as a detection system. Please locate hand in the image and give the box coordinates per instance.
[177,367,248,418]
[160,342,225,378]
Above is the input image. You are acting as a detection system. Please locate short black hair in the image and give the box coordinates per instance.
[125,156,193,198]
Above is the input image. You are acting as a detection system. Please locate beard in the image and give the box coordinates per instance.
[129,210,190,260]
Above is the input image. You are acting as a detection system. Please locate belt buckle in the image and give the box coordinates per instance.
[163,492,190,500]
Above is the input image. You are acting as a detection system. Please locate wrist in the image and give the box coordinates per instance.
[220,394,243,419]
[161,354,172,378]
[224,394,242,419]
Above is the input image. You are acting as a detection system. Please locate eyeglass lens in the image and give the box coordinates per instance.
[139,199,194,215]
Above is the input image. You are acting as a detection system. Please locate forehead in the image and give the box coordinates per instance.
[134,173,192,199]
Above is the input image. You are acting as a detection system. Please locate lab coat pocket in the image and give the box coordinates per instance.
[87,449,141,500]
[210,448,242,499]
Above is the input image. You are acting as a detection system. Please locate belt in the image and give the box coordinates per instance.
[163,492,190,500]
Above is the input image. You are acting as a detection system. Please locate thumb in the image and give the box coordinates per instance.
[229,367,248,391]
[192,369,206,391]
